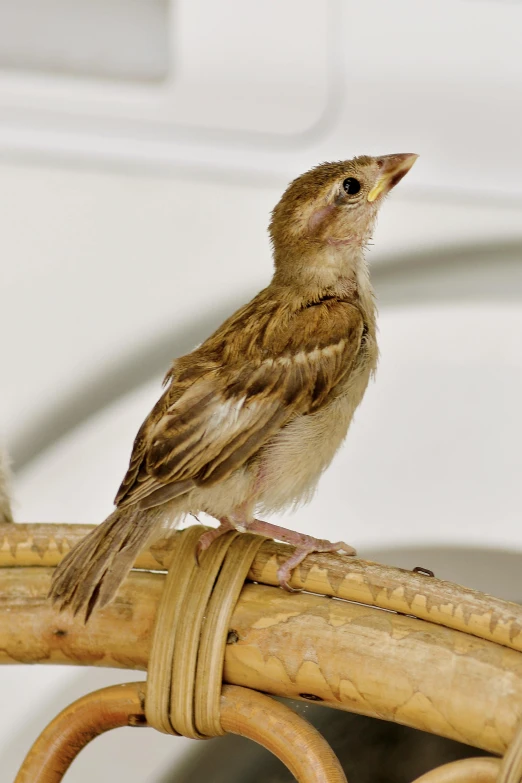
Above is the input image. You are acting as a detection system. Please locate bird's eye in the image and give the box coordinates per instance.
[342,178,361,196]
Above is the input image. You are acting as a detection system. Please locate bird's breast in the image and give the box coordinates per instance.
[256,333,377,514]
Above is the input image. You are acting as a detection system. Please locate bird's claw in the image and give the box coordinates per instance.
[275,537,356,591]
[194,530,214,566]
[331,541,357,557]
[277,567,302,593]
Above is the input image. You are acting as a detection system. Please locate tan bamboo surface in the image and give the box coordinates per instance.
[15,683,347,783]
[411,758,501,782]
[1,523,522,759]
[2,522,522,656]
[13,682,522,783]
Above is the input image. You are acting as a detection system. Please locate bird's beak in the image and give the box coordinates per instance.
[367,153,418,202]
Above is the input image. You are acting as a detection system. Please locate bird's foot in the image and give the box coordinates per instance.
[196,517,355,589]
[195,517,235,564]
[246,519,356,591]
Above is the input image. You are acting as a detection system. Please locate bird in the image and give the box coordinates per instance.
[49,152,418,620]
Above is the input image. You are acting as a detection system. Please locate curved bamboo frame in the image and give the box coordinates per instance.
[15,684,347,783]
[411,758,501,782]
[3,521,522,780]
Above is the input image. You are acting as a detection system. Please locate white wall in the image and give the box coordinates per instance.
[1,0,522,779]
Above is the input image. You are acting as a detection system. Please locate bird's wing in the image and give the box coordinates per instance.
[115,300,365,509]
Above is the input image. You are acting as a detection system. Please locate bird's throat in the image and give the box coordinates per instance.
[274,244,372,309]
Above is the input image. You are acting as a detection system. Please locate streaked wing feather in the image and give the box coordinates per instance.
[115,300,364,509]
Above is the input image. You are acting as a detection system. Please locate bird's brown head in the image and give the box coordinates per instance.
[270,153,418,286]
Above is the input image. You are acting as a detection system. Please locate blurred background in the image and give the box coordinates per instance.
[1,0,522,779]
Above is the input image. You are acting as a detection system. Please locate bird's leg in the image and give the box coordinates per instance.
[195,516,236,563]
[244,518,356,591]
[195,512,355,589]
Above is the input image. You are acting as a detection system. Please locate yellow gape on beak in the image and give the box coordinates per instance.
[367,153,418,202]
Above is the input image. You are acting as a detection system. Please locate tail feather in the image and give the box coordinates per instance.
[49,507,154,621]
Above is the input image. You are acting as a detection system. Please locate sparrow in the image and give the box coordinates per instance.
[49,152,418,620]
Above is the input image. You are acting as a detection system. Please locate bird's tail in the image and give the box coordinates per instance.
[49,506,155,621]
[0,445,14,524]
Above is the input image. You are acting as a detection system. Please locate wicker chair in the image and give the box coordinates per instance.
[2,522,522,782]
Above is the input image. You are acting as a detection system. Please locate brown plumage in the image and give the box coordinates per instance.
[49,153,417,620]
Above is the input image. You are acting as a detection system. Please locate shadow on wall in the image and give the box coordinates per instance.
[166,701,488,783]
[10,240,522,473]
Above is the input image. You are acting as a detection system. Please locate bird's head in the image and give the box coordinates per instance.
[270,153,418,286]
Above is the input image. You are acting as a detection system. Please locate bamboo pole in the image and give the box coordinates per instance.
[0,564,521,755]
[2,522,521,655]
